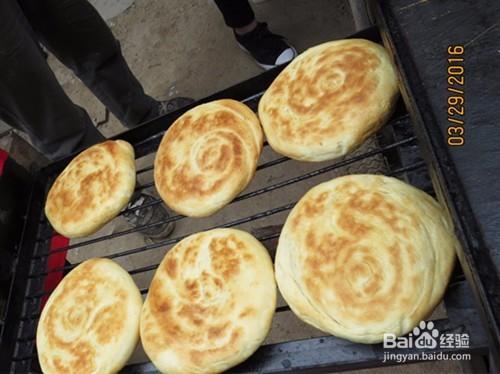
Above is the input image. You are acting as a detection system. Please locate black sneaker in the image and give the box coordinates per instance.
[235,22,297,70]
[123,193,175,241]
[157,97,195,116]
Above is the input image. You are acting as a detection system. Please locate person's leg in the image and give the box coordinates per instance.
[213,0,297,70]
[0,0,104,160]
[213,0,256,28]
[17,0,159,128]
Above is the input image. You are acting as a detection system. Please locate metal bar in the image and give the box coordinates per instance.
[136,165,154,174]
[134,181,154,192]
[256,156,290,171]
[16,336,36,343]
[276,306,291,313]
[10,356,33,363]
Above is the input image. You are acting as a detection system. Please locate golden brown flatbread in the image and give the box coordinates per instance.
[154,99,263,217]
[275,175,456,343]
[259,39,399,161]
[140,228,276,373]
[45,140,136,238]
[36,258,142,374]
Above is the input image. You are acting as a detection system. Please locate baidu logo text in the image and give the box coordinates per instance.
[384,321,440,349]
[384,320,470,350]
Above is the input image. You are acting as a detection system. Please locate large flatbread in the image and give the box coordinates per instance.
[36,258,142,373]
[45,140,136,238]
[154,99,263,217]
[275,175,456,343]
[140,228,276,373]
[258,39,399,161]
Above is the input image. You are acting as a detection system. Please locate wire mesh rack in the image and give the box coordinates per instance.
[0,28,490,373]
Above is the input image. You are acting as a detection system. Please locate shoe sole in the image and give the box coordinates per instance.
[236,42,298,71]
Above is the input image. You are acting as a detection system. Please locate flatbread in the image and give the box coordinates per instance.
[154,99,263,217]
[45,140,136,238]
[140,228,276,373]
[258,39,399,161]
[36,258,142,374]
[275,175,456,343]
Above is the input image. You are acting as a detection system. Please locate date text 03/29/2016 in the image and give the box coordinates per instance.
[447,45,465,146]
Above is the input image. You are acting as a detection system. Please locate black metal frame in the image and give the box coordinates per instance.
[0,26,492,373]
[374,2,500,365]
[0,156,34,363]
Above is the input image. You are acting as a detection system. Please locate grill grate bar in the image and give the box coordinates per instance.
[136,165,154,175]
[11,356,33,363]
[275,305,291,313]
[129,264,158,275]
[134,181,155,192]
[15,336,35,343]
[241,91,265,104]
[256,156,289,171]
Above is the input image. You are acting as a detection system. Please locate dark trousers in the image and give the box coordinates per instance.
[0,0,156,160]
[214,0,255,28]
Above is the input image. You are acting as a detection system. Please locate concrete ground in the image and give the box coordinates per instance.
[3,0,467,372]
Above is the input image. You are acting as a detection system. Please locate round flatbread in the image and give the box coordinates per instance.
[36,258,142,374]
[154,99,263,217]
[45,140,136,238]
[275,175,456,343]
[258,39,399,161]
[140,228,276,374]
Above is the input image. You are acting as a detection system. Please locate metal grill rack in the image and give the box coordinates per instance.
[0,28,490,373]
